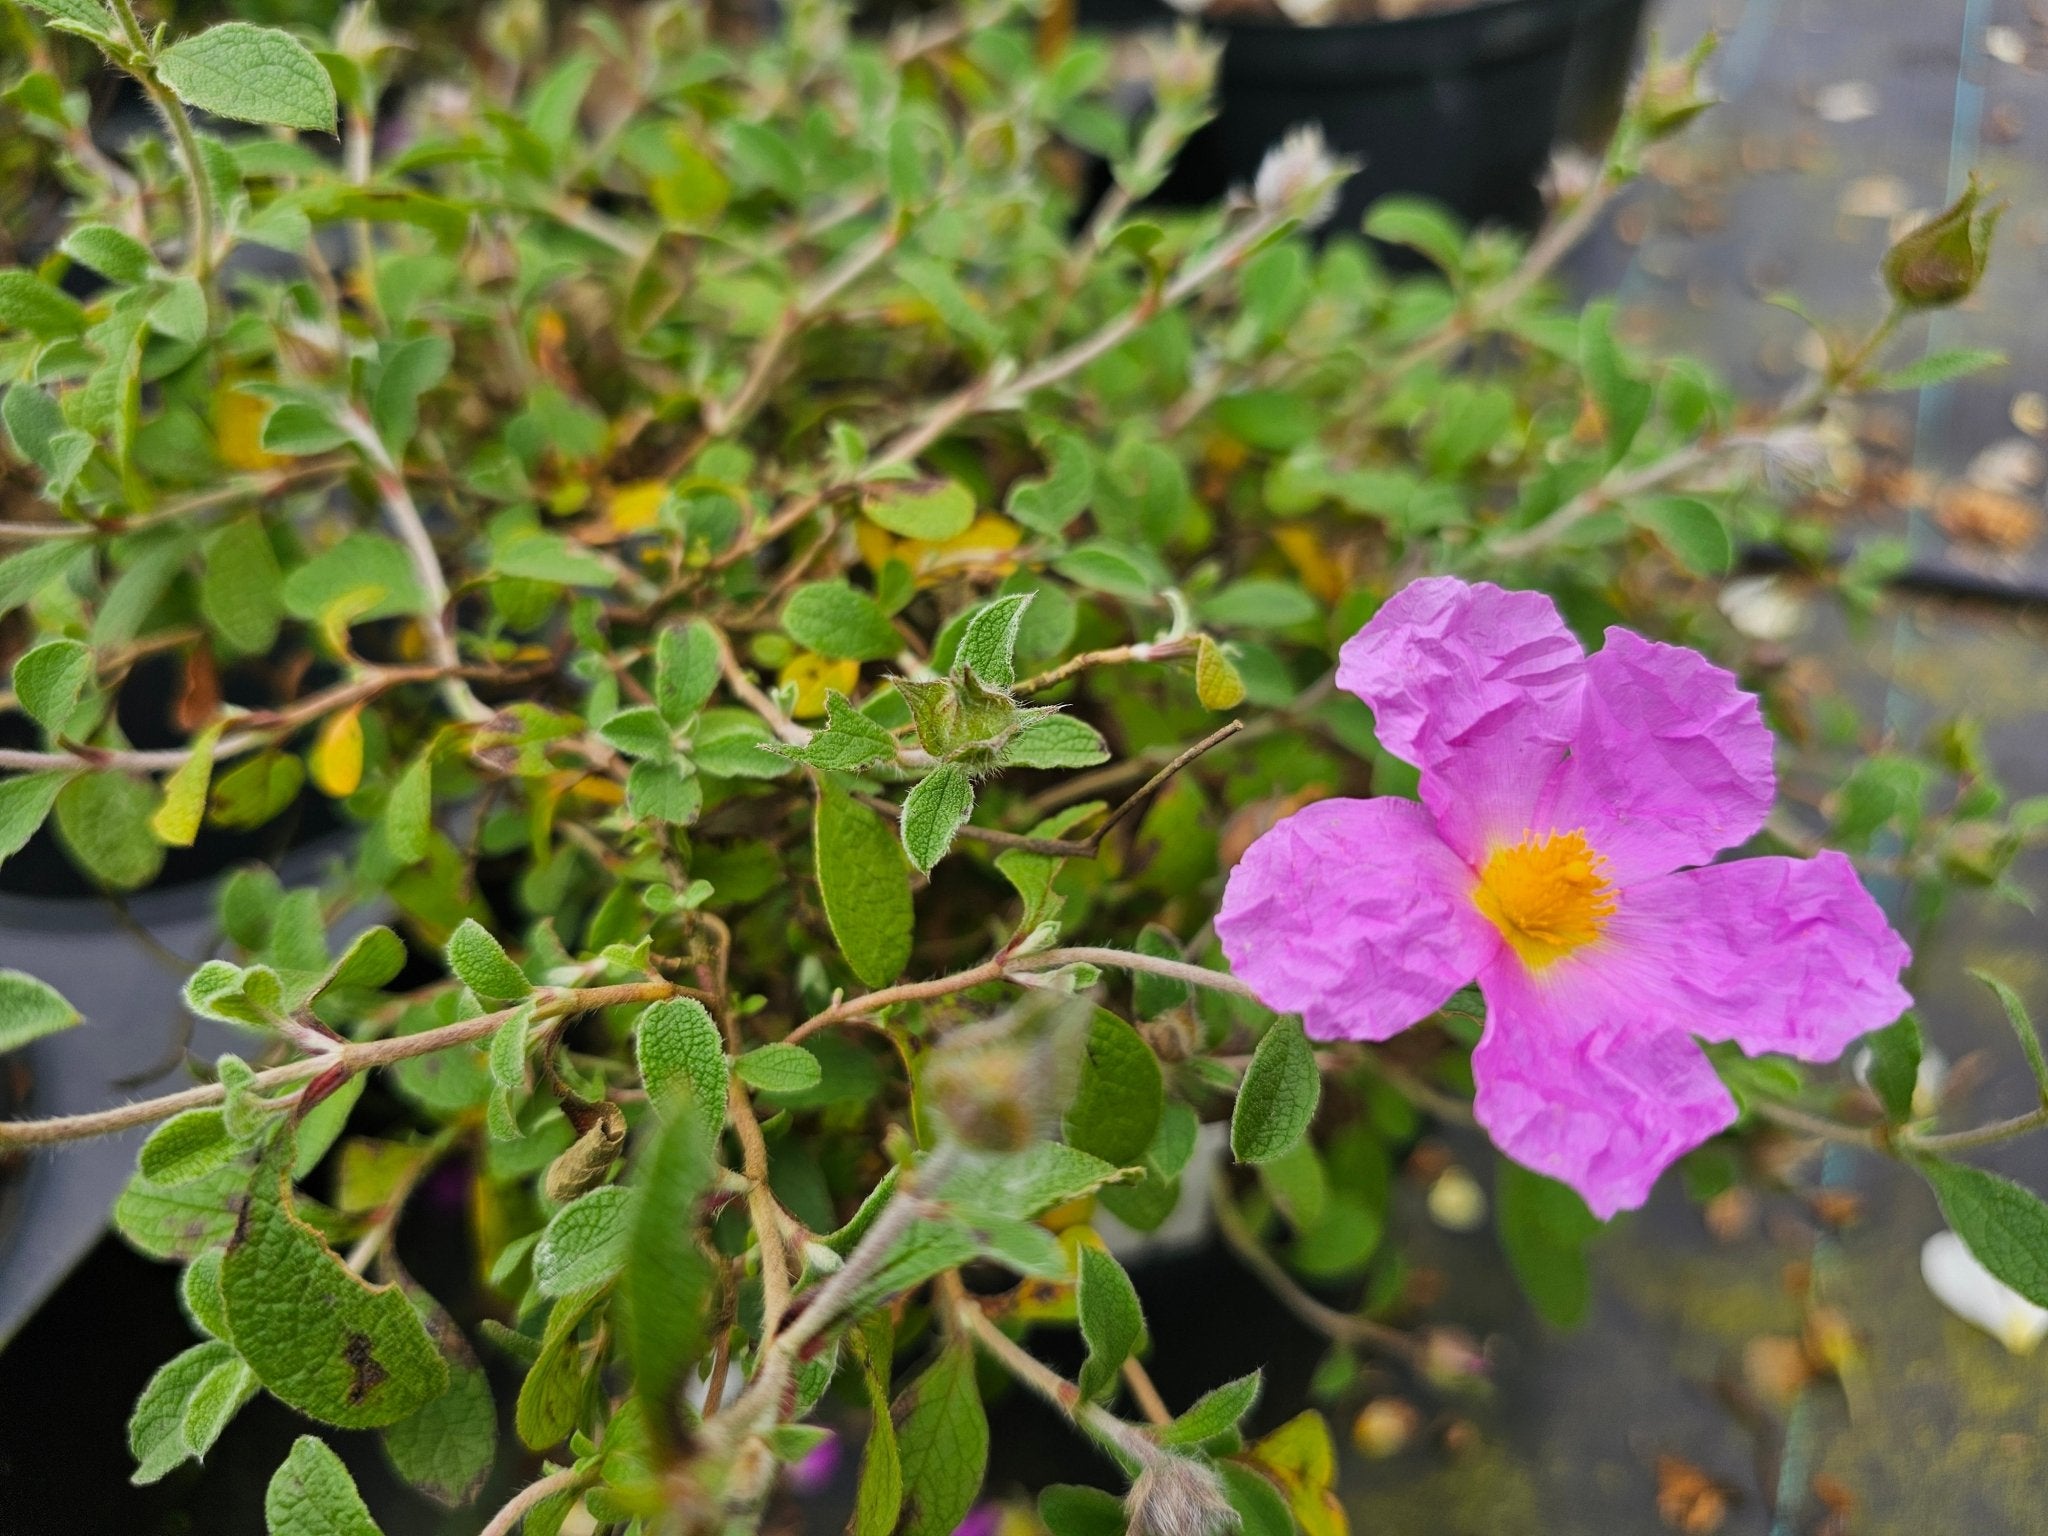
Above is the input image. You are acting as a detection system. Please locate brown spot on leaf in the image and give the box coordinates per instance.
[343,1331,388,1404]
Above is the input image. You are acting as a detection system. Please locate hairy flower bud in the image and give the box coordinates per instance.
[1637,41,1717,141]
[924,1039,1040,1152]
[1142,25,1222,114]
[1125,1455,1238,1536]
[1881,175,2003,309]
[1252,126,1352,231]
[543,1101,627,1203]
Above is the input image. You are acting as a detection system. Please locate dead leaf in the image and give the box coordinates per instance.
[1655,1455,1731,1535]
[1935,483,2041,551]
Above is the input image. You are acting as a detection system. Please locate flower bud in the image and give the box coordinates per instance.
[1125,1455,1238,1536]
[1637,43,1717,141]
[1142,25,1222,114]
[543,1101,626,1203]
[1252,126,1352,231]
[1351,1397,1422,1458]
[1881,175,2003,309]
[924,1040,1040,1153]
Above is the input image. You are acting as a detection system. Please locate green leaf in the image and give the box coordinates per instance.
[181,1249,231,1339]
[774,691,897,772]
[1231,1016,1320,1165]
[619,1105,716,1431]
[851,1317,903,1536]
[900,763,974,873]
[515,1286,606,1449]
[1633,496,1732,576]
[181,1356,258,1461]
[635,997,729,1141]
[1872,347,2006,392]
[140,1108,238,1185]
[18,0,115,41]
[627,760,701,824]
[12,638,91,734]
[892,1341,988,1536]
[734,1041,823,1094]
[1199,578,1320,631]
[1130,926,1189,1019]
[384,754,433,866]
[782,581,901,662]
[1062,1009,1163,1168]
[264,1436,385,1536]
[1362,197,1465,272]
[445,919,531,1000]
[533,1184,636,1297]
[129,1339,236,1485]
[202,518,285,656]
[381,1287,496,1509]
[1159,1370,1263,1446]
[1495,1159,1601,1328]
[157,23,339,134]
[62,223,152,284]
[1000,714,1110,770]
[1970,970,2048,1099]
[115,1152,257,1261]
[957,593,1033,688]
[0,269,86,338]
[281,533,426,623]
[865,479,975,540]
[1218,1461,1294,1536]
[938,1142,1124,1220]
[1579,300,1652,462]
[371,334,452,455]
[149,276,209,346]
[0,769,67,868]
[221,1150,449,1427]
[1916,1157,2048,1308]
[655,620,721,725]
[1076,1243,1145,1401]
[0,966,76,1055]
[323,927,406,995]
[1040,1486,1126,1536]
[1863,1012,1923,1123]
[0,541,84,620]
[55,770,163,891]
[488,999,534,1093]
[814,785,914,988]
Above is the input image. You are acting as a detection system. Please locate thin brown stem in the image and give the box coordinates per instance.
[0,982,676,1149]
[478,1468,581,1536]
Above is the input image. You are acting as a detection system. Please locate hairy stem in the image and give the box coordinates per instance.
[477,1467,581,1536]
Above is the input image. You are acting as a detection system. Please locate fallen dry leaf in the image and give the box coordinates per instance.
[1655,1455,1732,1535]
[1935,482,2041,551]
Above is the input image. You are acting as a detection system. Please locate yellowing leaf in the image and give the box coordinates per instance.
[855,519,901,573]
[779,652,860,718]
[901,513,1023,582]
[1272,524,1347,605]
[1195,635,1247,711]
[1247,1411,1347,1536]
[214,385,283,471]
[601,479,668,538]
[151,722,224,847]
[311,705,366,797]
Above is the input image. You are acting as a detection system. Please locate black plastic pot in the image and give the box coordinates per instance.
[1080,0,1648,236]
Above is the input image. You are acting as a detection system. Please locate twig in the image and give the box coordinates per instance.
[1209,1180,1422,1365]
[0,981,677,1149]
[1904,1106,2048,1156]
[478,1468,581,1536]
[1012,638,1196,698]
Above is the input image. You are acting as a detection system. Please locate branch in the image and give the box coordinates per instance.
[0,981,678,1149]
[478,1468,582,1536]
[1011,638,1196,698]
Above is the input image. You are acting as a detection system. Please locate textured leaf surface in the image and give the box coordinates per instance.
[264,1436,384,1536]
[220,1152,448,1427]
[900,763,974,873]
[634,996,728,1142]
[619,1109,715,1427]
[533,1184,635,1297]
[734,1041,822,1094]
[158,23,338,133]
[893,1341,988,1536]
[1160,1370,1262,1446]
[782,581,900,661]
[1918,1157,2048,1307]
[445,919,531,1000]
[1062,1010,1163,1168]
[129,1339,236,1485]
[1075,1244,1144,1401]
[12,638,90,734]
[1231,1016,1320,1165]
[0,967,79,1053]
[815,785,913,987]
[381,1288,495,1509]
[1494,1160,1600,1328]
[140,1108,238,1186]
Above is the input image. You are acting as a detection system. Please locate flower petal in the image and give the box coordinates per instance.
[1337,578,1585,860]
[1600,851,1912,1061]
[1536,628,1775,883]
[1217,797,1496,1042]
[1472,953,1737,1219]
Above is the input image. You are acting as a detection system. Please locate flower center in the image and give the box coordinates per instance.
[1473,829,1616,970]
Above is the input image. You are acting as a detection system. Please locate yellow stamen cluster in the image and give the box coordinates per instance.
[1473,829,1616,970]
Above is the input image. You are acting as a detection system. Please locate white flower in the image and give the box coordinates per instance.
[1718,575,1807,643]
[1274,0,1342,22]
[1252,125,1348,230]
[1921,1230,2048,1354]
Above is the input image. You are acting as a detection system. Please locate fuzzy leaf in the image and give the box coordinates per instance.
[815,785,914,987]
[533,1185,636,1297]
[892,1341,988,1536]
[12,638,91,734]
[62,222,151,283]
[1000,714,1110,770]
[1231,1016,1320,1165]
[1159,1371,1263,1446]
[782,581,901,662]
[733,1041,822,1094]
[655,620,721,725]
[773,691,897,772]
[445,919,531,1000]
[1063,1009,1163,1168]
[264,1436,385,1536]
[1495,1159,1600,1328]
[1075,1244,1145,1401]
[139,1108,239,1186]
[0,967,79,1053]
[0,770,67,868]
[900,763,974,873]
[1917,1157,2048,1308]
[865,479,975,540]
[635,996,728,1142]
[957,593,1033,688]
[158,23,339,134]
[619,1106,716,1430]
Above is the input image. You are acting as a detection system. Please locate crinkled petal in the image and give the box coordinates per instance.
[1598,852,1912,1061]
[1337,578,1586,861]
[1472,953,1737,1219]
[1217,797,1496,1042]
[1536,628,1775,883]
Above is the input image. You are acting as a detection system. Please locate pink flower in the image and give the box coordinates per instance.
[1216,577,1911,1218]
